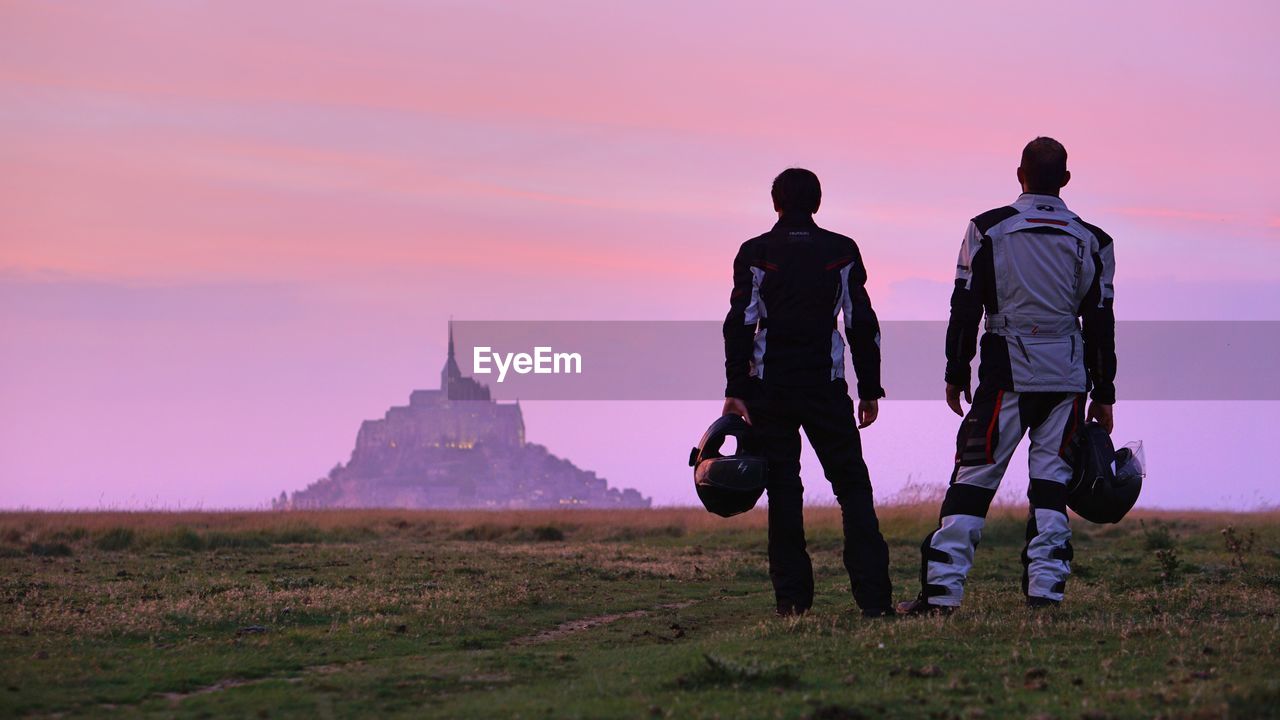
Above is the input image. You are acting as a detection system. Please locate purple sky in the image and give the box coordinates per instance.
[1,2,1278,509]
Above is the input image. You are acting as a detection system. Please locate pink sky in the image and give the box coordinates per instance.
[2,2,1278,509]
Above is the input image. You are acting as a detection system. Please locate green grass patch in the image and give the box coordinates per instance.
[25,541,72,557]
[0,508,1276,719]
[95,527,136,551]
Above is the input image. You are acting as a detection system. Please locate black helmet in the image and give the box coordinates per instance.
[1067,422,1145,524]
[689,415,767,517]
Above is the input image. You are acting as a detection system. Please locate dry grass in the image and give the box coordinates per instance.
[3,506,1278,718]
[4,503,1271,542]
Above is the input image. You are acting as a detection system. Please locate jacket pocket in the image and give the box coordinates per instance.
[1009,335,1080,390]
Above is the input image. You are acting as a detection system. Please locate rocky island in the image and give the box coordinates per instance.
[275,326,650,510]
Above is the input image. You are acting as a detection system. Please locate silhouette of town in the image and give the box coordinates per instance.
[274,325,650,509]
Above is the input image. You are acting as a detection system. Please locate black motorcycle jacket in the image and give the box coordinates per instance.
[724,213,885,400]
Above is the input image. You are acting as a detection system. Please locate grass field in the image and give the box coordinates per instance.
[1,505,1278,719]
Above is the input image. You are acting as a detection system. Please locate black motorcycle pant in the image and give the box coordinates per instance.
[747,378,892,613]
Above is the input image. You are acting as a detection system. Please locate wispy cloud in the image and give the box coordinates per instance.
[1102,206,1280,239]
[3,0,1279,509]
[1108,206,1237,223]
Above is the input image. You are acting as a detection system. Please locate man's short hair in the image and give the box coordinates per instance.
[1020,137,1068,191]
[771,168,822,214]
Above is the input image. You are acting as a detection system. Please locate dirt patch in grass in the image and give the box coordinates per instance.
[510,600,698,646]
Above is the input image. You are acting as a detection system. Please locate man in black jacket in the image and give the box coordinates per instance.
[722,168,893,618]
[898,137,1117,615]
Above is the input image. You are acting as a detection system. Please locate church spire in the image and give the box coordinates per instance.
[441,319,462,391]
[439,319,491,401]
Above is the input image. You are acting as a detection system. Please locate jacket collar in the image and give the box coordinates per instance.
[1015,193,1070,212]
[773,212,819,230]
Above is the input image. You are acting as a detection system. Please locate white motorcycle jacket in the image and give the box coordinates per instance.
[944,193,1117,402]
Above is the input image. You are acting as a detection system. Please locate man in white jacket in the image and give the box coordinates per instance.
[898,137,1117,614]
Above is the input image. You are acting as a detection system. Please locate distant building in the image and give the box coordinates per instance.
[276,325,650,509]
